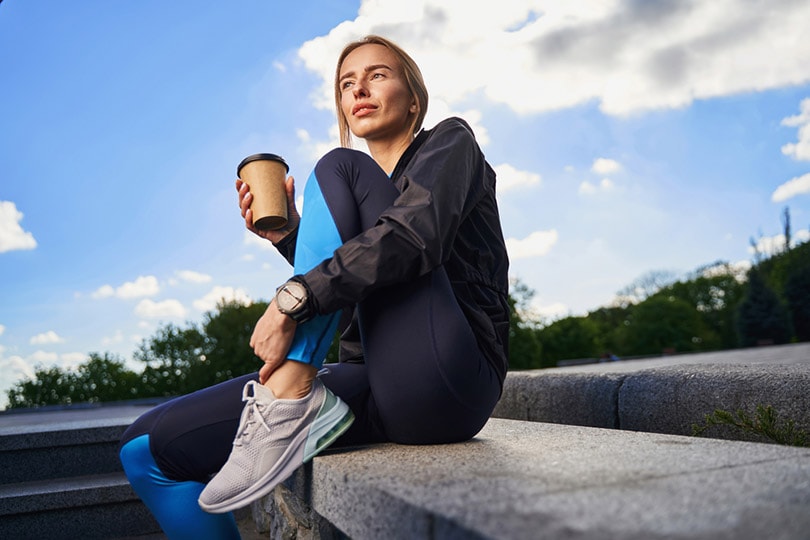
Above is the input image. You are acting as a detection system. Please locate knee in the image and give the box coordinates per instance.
[315,147,378,177]
[319,146,369,164]
[119,434,155,484]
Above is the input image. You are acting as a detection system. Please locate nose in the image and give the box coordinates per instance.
[352,80,369,98]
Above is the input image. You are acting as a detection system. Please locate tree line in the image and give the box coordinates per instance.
[6,222,809,409]
[510,229,810,369]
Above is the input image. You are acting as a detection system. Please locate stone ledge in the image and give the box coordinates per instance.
[278,418,810,540]
[493,343,810,441]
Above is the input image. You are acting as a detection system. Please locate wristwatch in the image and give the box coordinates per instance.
[274,278,313,323]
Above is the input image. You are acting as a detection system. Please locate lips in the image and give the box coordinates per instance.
[352,102,377,116]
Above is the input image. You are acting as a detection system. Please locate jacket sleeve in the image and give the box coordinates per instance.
[303,118,486,314]
[273,228,297,266]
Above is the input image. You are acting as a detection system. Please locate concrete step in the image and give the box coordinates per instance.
[0,403,162,538]
[0,471,161,538]
[271,417,810,540]
[0,424,127,484]
[0,403,155,484]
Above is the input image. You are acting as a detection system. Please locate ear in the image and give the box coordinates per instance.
[410,100,418,113]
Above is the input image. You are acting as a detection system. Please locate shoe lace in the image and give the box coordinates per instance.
[233,381,272,447]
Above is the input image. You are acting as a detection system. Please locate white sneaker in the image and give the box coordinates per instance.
[198,378,354,513]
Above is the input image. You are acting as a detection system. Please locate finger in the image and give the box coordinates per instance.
[285,177,296,201]
[285,177,299,217]
[241,193,253,217]
[259,362,272,385]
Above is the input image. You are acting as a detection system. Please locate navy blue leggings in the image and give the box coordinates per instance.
[120,149,501,538]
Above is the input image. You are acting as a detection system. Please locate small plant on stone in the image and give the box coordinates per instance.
[692,404,809,447]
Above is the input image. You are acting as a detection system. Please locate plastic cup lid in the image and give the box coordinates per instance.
[237,153,290,177]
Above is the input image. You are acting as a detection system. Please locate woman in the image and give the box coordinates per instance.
[119,35,510,539]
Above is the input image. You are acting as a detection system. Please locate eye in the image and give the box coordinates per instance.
[371,72,385,80]
[341,80,354,90]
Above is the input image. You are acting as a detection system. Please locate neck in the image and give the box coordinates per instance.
[366,133,414,175]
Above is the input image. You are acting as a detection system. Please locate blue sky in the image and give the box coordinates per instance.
[2,0,809,407]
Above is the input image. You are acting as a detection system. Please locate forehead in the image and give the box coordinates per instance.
[339,44,402,75]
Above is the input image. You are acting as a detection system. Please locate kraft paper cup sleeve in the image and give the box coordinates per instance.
[237,153,290,230]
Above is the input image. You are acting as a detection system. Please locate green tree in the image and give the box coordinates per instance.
[136,323,208,397]
[507,280,544,369]
[135,300,277,396]
[586,305,629,355]
[614,269,678,308]
[656,262,746,350]
[200,300,272,385]
[784,264,810,341]
[74,353,142,402]
[6,353,139,409]
[735,269,792,347]
[537,316,601,364]
[617,296,718,356]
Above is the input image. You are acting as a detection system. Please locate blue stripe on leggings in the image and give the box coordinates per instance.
[285,169,343,367]
[119,434,240,539]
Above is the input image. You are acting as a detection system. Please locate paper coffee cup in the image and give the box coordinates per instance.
[237,153,290,230]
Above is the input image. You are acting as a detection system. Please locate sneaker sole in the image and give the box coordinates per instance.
[199,397,354,514]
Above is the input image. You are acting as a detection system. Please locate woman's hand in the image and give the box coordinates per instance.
[236,175,301,244]
[250,300,298,384]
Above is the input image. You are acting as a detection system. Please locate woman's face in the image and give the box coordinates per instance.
[338,44,418,145]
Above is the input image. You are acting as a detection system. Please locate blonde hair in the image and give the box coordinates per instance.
[334,35,429,148]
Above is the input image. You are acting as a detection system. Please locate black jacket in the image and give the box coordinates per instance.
[276,117,510,385]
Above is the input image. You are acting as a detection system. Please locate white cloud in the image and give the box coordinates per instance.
[244,230,276,251]
[579,178,615,195]
[506,229,559,259]
[0,348,92,409]
[175,270,213,284]
[0,353,35,406]
[591,158,622,175]
[91,285,115,299]
[101,330,125,346]
[771,173,810,202]
[193,286,253,312]
[29,350,59,364]
[422,102,489,145]
[494,163,541,193]
[60,352,88,369]
[579,181,598,196]
[295,123,341,162]
[0,201,37,253]
[29,331,64,345]
[298,0,810,117]
[0,324,5,336]
[531,299,570,320]
[93,275,160,300]
[781,97,810,161]
[749,228,810,257]
[116,276,160,298]
[134,298,187,319]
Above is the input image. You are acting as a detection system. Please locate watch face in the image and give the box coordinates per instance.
[278,282,306,313]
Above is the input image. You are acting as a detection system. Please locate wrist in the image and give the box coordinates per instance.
[274,276,315,323]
